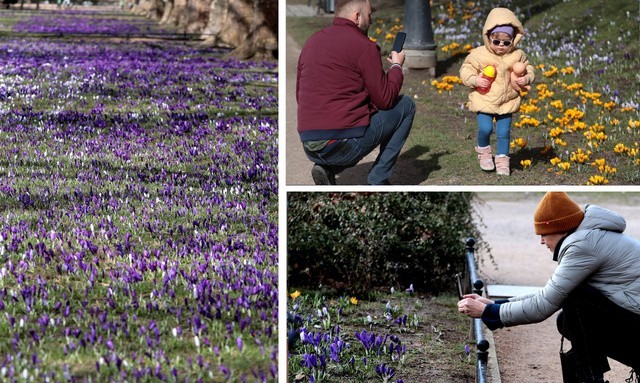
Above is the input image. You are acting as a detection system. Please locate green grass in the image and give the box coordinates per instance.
[287,16,332,48]
[523,0,638,44]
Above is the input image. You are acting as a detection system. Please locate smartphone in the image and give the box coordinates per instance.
[392,32,406,53]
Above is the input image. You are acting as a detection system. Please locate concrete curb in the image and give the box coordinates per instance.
[484,327,501,383]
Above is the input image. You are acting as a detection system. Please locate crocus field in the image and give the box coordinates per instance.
[371,0,640,185]
[0,8,278,383]
[10,10,169,36]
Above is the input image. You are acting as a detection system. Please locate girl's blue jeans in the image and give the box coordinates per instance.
[477,112,512,156]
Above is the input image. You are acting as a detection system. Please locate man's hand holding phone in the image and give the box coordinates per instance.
[388,50,405,66]
[388,32,406,67]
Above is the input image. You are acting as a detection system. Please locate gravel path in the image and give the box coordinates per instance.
[475,193,638,383]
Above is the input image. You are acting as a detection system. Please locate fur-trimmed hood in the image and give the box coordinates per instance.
[482,8,525,52]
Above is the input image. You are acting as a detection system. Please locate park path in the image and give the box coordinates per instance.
[285,31,319,186]
[475,193,635,383]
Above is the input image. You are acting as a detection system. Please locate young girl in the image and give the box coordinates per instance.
[460,8,535,176]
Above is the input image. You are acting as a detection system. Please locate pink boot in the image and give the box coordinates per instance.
[495,155,510,176]
[475,146,494,171]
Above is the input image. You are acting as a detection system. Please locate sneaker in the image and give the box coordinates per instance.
[311,164,336,185]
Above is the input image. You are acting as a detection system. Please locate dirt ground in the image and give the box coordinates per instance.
[475,192,639,383]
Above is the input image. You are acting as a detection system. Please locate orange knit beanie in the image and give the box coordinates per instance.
[534,192,584,235]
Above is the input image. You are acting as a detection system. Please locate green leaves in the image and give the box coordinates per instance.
[288,193,484,295]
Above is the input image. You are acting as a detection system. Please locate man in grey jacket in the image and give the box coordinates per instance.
[458,192,640,383]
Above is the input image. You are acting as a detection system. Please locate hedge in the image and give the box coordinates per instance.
[287,192,487,296]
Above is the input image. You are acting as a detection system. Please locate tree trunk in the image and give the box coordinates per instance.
[202,0,229,46]
[230,0,277,59]
[187,0,210,33]
[131,0,164,19]
[203,0,277,59]
[159,0,173,24]
[126,0,277,60]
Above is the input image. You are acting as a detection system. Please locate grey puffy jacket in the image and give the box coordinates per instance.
[500,205,640,326]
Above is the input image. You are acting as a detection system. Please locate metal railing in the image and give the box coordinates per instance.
[464,237,489,383]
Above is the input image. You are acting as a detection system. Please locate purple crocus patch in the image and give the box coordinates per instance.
[0,7,277,383]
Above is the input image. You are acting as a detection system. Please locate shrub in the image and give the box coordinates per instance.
[287,192,486,296]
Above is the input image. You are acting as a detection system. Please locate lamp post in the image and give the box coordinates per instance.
[403,0,437,76]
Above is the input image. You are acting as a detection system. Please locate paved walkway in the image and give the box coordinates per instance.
[285,5,314,186]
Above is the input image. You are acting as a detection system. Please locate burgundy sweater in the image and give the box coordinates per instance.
[296,18,403,141]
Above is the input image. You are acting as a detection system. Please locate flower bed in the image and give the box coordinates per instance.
[287,291,474,383]
[0,9,278,382]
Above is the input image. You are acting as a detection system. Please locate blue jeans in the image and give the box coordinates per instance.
[304,95,415,185]
[477,112,512,156]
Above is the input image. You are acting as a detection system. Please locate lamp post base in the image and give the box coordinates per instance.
[404,49,437,77]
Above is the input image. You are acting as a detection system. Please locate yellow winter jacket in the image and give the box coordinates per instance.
[460,8,535,114]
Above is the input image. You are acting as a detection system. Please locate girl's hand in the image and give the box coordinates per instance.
[515,76,528,86]
[475,77,490,88]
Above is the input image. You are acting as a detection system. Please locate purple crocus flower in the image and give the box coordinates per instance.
[375,363,396,379]
[300,353,317,370]
[329,338,347,363]
[219,365,230,379]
